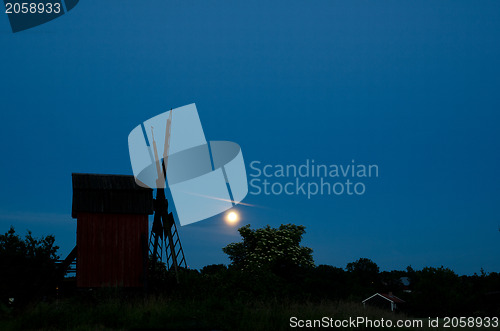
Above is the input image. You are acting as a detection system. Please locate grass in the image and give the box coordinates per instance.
[0,296,494,330]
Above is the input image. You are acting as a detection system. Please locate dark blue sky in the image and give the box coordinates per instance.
[1,1,499,275]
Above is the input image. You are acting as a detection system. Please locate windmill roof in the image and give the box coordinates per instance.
[72,173,153,218]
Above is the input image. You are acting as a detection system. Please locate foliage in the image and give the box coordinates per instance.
[345,257,381,298]
[1,224,499,322]
[0,226,59,306]
[147,255,170,292]
[223,224,314,273]
[221,224,314,299]
[0,296,409,331]
[201,263,227,275]
[409,266,463,315]
[303,264,349,300]
[346,257,380,274]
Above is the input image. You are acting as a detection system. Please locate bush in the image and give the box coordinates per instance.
[0,226,59,306]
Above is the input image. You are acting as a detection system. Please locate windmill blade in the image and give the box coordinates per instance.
[162,109,173,178]
[150,127,165,188]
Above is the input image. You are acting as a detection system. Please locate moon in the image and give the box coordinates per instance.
[225,211,239,225]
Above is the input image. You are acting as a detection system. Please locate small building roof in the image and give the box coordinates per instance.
[363,293,405,304]
[72,173,153,218]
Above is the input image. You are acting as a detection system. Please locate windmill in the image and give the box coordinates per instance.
[149,109,187,281]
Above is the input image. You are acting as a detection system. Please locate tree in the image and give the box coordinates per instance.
[410,266,462,316]
[0,226,59,306]
[346,258,379,274]
[345,258,380,297]
[305,265,349,300]
[222,224,314,275]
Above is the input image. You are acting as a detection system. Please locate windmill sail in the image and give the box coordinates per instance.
[149,109,186,282]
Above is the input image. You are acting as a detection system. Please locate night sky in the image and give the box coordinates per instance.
[1,1,499,275]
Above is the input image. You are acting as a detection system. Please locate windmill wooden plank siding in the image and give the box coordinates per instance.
[72,174,153,288]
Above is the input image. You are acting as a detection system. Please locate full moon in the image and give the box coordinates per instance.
[226,211,239,225]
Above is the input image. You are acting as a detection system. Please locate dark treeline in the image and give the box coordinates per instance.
[148,261,500,318]
[0,226,59,308]
[1,225,499,319]
[149,224,500,318]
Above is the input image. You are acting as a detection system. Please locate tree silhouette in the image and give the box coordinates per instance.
[0,226,59,306]
[223,224,314,274]
[345,258,380,297]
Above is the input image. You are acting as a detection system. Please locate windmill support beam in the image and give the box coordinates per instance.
[148,109,187,284]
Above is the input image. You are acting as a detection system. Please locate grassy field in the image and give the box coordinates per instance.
[0,296,494,330]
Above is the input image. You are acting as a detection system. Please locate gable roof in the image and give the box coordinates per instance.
[72,173,153,218]
[363,293,405,304]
